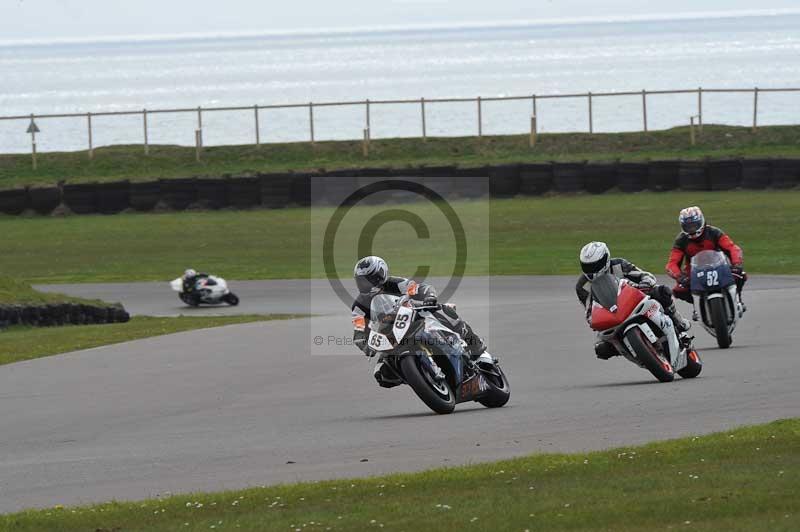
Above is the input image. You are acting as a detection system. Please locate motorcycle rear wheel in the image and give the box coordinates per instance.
[400,355,455,415]
[625,328,675,383]
[478,363,510,408]
[709,297,731,349]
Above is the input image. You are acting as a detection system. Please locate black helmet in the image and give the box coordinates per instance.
[354,256,389,294]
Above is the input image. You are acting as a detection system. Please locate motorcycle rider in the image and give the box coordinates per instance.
[666,206,747,317]
[351,256,487,387]
[182,268,209,294]
[577,242,691,360]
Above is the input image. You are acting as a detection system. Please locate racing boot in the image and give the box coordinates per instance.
[666,302,691,333]
[594,340,617,360]
[461,325,487,359]
[373,361,402,389]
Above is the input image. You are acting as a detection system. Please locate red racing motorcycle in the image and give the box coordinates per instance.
[588,273,703,383]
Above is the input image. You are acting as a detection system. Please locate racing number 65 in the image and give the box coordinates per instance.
[395,314,409,329]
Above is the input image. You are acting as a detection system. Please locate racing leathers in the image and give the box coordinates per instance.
[576,258,689,359]
[352,276,486,387]
[183,272,209,294]
[666,225,746,304]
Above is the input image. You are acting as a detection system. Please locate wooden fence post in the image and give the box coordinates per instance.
[87,112,94,159]
[363,128,370,157]
[254,104,260,145]
[752,88,759,132]
[309,102,315,145]
[698,87,703,131]
[197,106,202,130]
[143,109,149,155]
[530,115,537,148]
[641,89,648,132]
[690,116,696,146]
[477,96,483,138]
[421,98,427,141]
[195,130,202,161]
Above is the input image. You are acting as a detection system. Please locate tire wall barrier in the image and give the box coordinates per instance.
[0,158,796,216]
[0,302,130,328]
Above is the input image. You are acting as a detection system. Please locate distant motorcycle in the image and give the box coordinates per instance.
[690,250,744,349]
[588,273,702,383]
[170,275,240,307]
[367,294,510,414]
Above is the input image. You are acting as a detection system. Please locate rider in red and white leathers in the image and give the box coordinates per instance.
[665,206,746,306]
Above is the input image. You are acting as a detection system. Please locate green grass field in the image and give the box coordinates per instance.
[1,125,799,188]
[0,190,797,283]
[0,276,108,306]
[0,314,299,367]
[2,419,796,531]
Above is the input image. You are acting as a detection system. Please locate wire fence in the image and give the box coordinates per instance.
[3,87,799,162]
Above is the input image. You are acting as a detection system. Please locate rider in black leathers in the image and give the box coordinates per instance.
[351,256,486,387]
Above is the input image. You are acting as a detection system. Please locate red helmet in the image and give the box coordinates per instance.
[679,206,705,240]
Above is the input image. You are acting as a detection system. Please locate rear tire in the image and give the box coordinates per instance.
[678,349,703,379]
[400,355,455,415]
[478,364,510,408]
[709,297,731,349]
[223,293,240,306]
[624,328,675,383]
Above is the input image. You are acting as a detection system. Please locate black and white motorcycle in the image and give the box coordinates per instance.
[690,250,744,349]
[367,294,510,414]
[170,275,240,307]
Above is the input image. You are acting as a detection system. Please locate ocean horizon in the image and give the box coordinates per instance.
[1,11,798,153]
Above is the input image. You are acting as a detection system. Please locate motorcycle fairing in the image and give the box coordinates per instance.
[591,281,646,331]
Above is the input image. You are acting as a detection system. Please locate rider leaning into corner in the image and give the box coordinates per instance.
[182,268,209,294]
[576,242,692,360]
[351,256,487,387]
[665,206,747,318]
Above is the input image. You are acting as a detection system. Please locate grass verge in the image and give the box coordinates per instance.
[0,190,798,283]
[0,276,108,306]
[1,125,799,187]
[0,314,302,367]
[2,419,797,531]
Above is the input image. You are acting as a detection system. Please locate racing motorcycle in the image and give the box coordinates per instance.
[589,273,702,383]
[690,250,743,349]
[367,294,510,414]
[169,275,240,307]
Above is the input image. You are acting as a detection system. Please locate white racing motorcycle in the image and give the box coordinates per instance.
[367,293,510,414]
[170,275,240,307]
[589,273,702,383]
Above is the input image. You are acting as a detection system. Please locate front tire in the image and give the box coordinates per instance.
[624,328,675,383]
[478,363,510,408]
[223,293,240,306]
[400,355,455,415]
[709,297,731,349]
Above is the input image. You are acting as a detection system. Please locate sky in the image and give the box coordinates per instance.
[1,0,799,42]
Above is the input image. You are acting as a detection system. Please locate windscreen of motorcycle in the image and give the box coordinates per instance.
[369,294,399,335]
[690,250,728,270]
[590,273,619,310]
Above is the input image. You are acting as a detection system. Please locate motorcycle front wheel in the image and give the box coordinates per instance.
[625,328,675,383]
[223,293,240,306]
[709,297,731,349]
[400,355,456,415]
[478,363,510,408]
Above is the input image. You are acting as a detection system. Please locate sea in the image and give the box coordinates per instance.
[1,13,799,153]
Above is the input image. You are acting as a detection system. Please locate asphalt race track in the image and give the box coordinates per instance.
[3,276,799,512]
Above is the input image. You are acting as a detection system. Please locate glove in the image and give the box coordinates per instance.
[637,277,655,291]
[677,274,689,287]
[364,347,376,358]
[423,294,438,307]
[731,265,743,277]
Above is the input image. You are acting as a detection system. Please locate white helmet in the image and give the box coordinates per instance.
[579,242,611,279]
[184,268,197,279]
[354,256,389,294]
